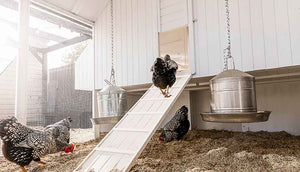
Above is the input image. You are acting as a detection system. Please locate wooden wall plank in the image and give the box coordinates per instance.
[274,0,292,67]
[250,0,266,70]
[288,0,300,65]
[160,0,188,32]
[206,0,221,74]
[193,0,209,76]
[228,0,242,70]
[261,0,279,69]
[120,0,128,85]
[239,0,254,71]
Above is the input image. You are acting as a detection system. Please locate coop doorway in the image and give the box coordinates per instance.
[159,26,190,72]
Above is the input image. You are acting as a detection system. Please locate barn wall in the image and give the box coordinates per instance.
[0,60,16,118]
[193,0,300,77]
[0,55,43,125]
[88,0,300,89]
[94,0,159,89]
[75,40,94,91]
[159,0,188,32]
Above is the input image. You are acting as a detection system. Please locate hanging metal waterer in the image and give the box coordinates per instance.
[91,0,127,125]
[200,0,271,123]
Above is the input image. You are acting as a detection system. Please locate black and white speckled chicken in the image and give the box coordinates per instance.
[151,54,178,97]
[0,117,73,172]
[158,106,190,143]
[43,117,73,156]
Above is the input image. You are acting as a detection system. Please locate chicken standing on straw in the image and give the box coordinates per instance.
[158,106,190,143]
[0,117,74,172]
[151,54,178,97]
[43,117,74,156]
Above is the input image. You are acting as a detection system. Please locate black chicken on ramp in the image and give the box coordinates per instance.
[0,117,74,172]
[158,106,190,143]
[151,54,178,97]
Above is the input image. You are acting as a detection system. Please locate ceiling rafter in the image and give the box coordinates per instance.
[0,0,92,37]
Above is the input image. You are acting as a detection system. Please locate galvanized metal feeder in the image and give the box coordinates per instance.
[91,80,127,125]
[200,69,271,123]
[200,0,271,123]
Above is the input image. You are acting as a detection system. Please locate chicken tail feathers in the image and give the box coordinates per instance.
[0,117,32,144]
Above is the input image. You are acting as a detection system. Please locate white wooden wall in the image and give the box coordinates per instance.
[75,40,94,90]
[94,0,159,89]
[160,0,188,32]
[0,55,43,122]
[75,0,300,89]
[193,0,300,77]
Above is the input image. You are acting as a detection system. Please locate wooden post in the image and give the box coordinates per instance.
[15,0,30,124]
[92,90,100,139]
[42,53,48,126]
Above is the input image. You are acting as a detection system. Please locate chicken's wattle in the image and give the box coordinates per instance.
[64,144,74,153]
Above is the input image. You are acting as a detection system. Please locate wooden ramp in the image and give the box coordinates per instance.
[74,74,191,172]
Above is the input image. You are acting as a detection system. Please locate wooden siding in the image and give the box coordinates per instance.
[94,0,159,89]
[75,41,94,91]
[0,55,43,125]
[75,0,300,89]
[160,0,188,31]
[193,0,300,77]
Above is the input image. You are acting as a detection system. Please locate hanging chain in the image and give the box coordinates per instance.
[223,0,235,71]
[110,0,116,84]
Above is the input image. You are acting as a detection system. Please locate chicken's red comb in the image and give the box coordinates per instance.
[158,137,164,142]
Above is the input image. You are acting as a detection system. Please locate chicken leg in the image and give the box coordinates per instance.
[36,160,46,165]
[159,88,166,96]
[165,85,171,98]
[19,166,27,172]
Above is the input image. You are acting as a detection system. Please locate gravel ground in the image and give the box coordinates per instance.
[1,130,300,172]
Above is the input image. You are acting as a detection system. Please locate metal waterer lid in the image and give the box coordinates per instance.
[98,79,126,95]
[211,69,253,81]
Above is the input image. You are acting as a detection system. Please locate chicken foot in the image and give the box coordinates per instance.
[164,85,171,98]
[36,160,46,165]
[19,166,27,172]
[159,88,166,96]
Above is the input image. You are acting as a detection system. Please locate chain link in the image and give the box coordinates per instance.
[223,0,235,71]
[110,0,116,84]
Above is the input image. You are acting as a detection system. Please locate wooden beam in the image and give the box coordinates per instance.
[15,0,30,125]
[0,0,92,37]
[0,17,67,42]
[29,47,43,64]
[31,0,94,28]
[41,53,47,127]
[41,35,90,53]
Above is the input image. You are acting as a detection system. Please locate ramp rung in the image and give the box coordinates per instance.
[75,74,191,172]
[140,98,172,101]
[95,148,135,155]
[149,86,181,90]
[113,128,150,133]
[127,112,161,115]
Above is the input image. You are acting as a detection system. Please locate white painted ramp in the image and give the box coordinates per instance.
[75,74,191,172]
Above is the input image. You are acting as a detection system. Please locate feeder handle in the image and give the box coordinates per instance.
[104,79,114,86]
[223,0,235,71]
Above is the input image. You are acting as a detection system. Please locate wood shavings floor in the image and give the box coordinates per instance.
[1,130,300,172]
